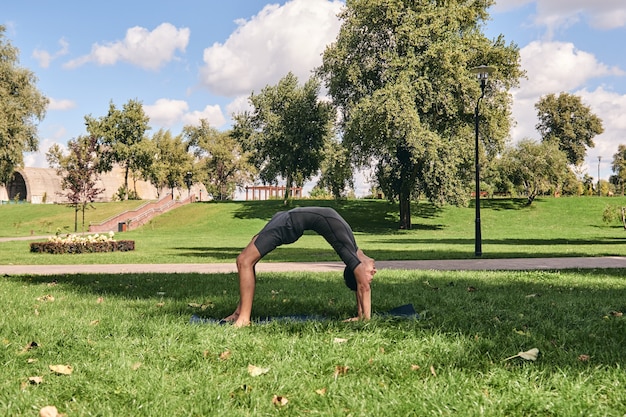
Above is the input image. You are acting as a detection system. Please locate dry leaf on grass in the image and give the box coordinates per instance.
[131,362,142,370]
[333,365,349,380]
[36,295,55,302]
[315,387,327,396]
[247,364,270,377]
[578,354,590,362]
[504,348,539,362]
[219,350,231,360]
[410,364,420,371]
[28,376,43,385]
[430,365,437,377]
[49,364,73,375]
[333,337,348,344]
[19,341,38,354]
[272,395,289,406]
[609,310,623,317]
[39,405,62,417]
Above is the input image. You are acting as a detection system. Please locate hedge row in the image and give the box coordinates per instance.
[30,240,135,254]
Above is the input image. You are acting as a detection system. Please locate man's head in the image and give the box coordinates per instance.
[343,266,357,291]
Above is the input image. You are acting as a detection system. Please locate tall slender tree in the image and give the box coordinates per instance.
[46,136,104,232]
[318,0,522,229]
[233,72,335,202]
[0,25,48,185]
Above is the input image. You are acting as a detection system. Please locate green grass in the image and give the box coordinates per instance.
[1,197,625,265]
[0,200,149,237]
[2,269,625,416]
[2,198,626,415]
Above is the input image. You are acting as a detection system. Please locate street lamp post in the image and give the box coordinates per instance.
[598,156,602,196]
[470,65,495,257]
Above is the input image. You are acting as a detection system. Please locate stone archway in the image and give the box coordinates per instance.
[8,171,27,201]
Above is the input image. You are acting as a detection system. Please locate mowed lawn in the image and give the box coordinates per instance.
[1,197,626,416]
[1,196,626,265]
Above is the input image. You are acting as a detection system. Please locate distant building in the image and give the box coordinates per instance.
[0,166,199,203]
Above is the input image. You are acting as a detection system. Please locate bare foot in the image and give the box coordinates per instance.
[233,318,251,328]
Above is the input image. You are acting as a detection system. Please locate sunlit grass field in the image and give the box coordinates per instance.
[1,196,626,265]
[1,197,626,415]
[2,268,626,416]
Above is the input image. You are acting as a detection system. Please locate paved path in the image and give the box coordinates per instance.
[2,256,626,276]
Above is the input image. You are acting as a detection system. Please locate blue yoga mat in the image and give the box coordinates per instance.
[190,304,419,325]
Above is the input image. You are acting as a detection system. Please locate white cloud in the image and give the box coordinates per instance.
[509,41,624,142]
[24,129,68,169]
[64,23,189,70]
[47,97,76,111]
[33,38,69,68]
[144,98,189,128]
[144,99,225,129]
[578,87,626,169]
[507,41,626,179]
[225,95,253,119]
[516,41,624,100]
[199,0,343,97]
[182,105,226,128]
[492,0,626,31]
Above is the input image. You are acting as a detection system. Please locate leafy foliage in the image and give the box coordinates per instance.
[0,26,48,185]
[498,139,570,205]
[318,0,523,228]
[184,119,254,201]
[85,99,152,200]
[145,129,193,196]
[233,72,334,201]
[46,136,104,232]
[535,92,604,166]
[30,240,135,254]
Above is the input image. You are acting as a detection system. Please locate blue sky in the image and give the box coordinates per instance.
[4,0,626,194]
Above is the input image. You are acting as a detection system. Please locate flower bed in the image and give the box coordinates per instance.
[30,232,135,254]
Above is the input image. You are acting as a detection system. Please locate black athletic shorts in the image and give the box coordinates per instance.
[253,207,361,271]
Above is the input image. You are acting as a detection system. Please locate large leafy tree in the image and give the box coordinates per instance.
[499,139,570,205]
[46,136,104,232]
[85,99,151,200]
[0,26,48,184]
[318,0,522,229]
[232,72,335,201]
[184,119,254,201]
[535,92,604,166]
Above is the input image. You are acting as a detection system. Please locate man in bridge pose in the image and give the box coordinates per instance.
[224,206,377,327]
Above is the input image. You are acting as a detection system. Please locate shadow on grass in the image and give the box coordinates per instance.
[229,199,444,233]
[470,198,531,210]
[172,233,626,262]
[11,268,626,366]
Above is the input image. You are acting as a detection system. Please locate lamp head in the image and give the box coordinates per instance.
[470,65,495,80]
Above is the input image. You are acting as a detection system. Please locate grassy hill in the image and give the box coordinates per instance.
[1,196,625,265]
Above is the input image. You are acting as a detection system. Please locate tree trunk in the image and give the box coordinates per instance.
[74,206,79,232]
[283,174,292,204]
[123,164,130,200]
[399,188,412,230]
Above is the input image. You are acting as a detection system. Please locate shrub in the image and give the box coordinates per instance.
[29,232,135,254]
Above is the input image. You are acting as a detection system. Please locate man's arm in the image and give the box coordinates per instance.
[347,250,376,321]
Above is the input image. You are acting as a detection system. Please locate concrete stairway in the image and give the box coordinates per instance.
[88,194,195,233]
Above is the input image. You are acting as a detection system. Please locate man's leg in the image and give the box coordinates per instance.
[225,237,262,327]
